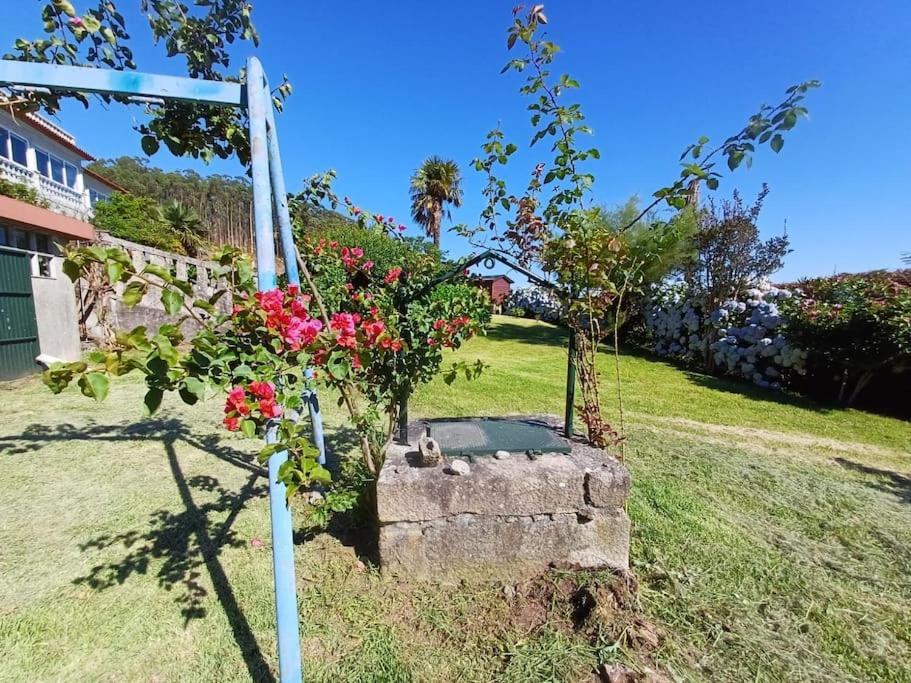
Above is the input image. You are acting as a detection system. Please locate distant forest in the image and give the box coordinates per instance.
[87,157,354,253]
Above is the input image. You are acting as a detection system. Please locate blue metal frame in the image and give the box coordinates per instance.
[0,61,243,105]
[246,57,303,683]
[1,58,315,683]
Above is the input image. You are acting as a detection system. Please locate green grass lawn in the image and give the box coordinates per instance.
[1,315,909,682]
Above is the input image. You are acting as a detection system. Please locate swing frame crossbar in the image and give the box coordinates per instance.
[0,57,314,683]
[397,249,577,445]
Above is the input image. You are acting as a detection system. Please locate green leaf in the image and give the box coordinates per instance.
[241,419,257,438]
[78,372,109,402]
[258,443,284,462]
[144,387,164,415]
[53,0,77,17]
[81,14,101,32]
[183,377,206,400]
[770,134,784,153]
[141,135,159,156]
[311,465,332,485]
[103,259,124,285]
[326,351,350,380]
[62,258,81,282]
[178,386,199,406]
[142,263,172,281]
[153,336,180,367]
[161,289,184,316]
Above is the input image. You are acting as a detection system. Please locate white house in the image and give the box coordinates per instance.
[0,110,123,378]
[0,109,120,220]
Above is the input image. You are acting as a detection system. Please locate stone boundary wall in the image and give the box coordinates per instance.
[377,415,631,583]
[78,233,229,343]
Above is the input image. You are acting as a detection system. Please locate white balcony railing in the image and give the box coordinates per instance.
[36,174,88,218]
[0,155,33,186]
[0,157,92,221]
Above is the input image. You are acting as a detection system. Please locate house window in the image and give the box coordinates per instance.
[36,148,79,187]
[0,126,28,167]
[34,233,51,254]
[65,162,78,189]
[11,229,29,250]
[9,133,28,166]
[35,149,49,175]
[50,156,64,184]
[36,253,53,277]
[89,188,109,206]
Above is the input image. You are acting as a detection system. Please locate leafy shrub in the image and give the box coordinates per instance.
[780,270,911,405]
[92,193,183,253]
[0,177,48,208]
[646,281,806,388]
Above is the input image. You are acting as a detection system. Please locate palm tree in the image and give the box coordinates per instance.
[160,201,207,257]
[409,156,462,249]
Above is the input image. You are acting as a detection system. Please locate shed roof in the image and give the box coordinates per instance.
[477,274,514,284]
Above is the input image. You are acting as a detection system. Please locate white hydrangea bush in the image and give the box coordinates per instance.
[505,286,564,323]
[645,281,807,388]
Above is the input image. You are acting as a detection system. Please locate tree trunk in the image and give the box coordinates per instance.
[846,371,874,407]
[432,205,443,249]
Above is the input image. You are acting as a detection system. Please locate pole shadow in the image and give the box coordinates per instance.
[1,418,276,682]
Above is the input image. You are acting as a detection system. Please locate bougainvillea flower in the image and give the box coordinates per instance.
[248,381,275,400]
[362,319,386,345]
[284,317,323,350]
[384,267,403,284]
[259,398,283,418]
[226,386,246,409]
[223,415,241,432]
[331,312,360,349]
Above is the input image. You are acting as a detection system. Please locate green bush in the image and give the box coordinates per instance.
[92,193,183,253]
[781,270,911,406]
[0,178,47,208]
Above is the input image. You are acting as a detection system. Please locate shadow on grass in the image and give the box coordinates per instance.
[621,344,836,415]
[485,319,569,349]
[0,418,276,682]
[835,457,911,505]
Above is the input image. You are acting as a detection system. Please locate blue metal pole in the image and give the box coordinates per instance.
[302,369,327,466]
[262,79,300,286]
[262,80,325,470]
[247,56,302,683]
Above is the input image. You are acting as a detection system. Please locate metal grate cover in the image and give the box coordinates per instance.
[427,418,571,457]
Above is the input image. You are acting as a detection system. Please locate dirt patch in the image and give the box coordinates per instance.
[500,570,676,681]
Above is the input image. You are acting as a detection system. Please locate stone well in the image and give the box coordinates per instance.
[376,415,630,582]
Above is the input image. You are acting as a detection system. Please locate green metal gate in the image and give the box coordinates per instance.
[0,248,40,380]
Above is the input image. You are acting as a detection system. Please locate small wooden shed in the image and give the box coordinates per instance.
[474,274,513,311]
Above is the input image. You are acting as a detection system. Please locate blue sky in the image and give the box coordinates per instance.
[4,1,909,281]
